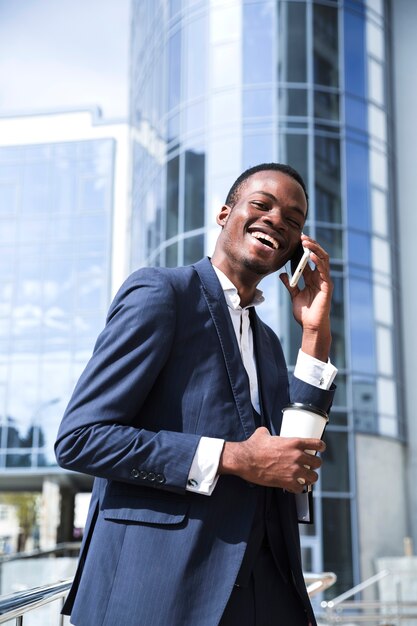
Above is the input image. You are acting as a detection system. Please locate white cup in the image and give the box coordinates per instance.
[280,403,329,455]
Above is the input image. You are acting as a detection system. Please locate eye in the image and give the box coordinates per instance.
[251,201,268,211]
[287,217,302,230]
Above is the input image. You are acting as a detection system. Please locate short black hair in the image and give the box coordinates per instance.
[225,163,309,212]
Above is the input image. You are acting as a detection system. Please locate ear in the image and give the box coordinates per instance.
[216,205,231,227]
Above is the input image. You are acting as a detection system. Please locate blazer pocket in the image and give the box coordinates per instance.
[101,494,188,526]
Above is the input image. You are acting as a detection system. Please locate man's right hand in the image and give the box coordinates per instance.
[218,427,325,493]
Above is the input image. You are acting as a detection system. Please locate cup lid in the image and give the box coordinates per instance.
[282,402,329,421]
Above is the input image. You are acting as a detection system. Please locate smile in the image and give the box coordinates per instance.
[250,231,279,250]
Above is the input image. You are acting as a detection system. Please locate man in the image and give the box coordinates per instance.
[55,163,336,626]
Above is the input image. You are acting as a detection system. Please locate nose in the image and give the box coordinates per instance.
[260,207,288,232]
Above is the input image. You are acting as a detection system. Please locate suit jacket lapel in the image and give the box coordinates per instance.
[193,258,255,439]
[250,308,283,436]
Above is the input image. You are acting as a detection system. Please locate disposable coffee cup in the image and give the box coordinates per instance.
[280,403,329,455]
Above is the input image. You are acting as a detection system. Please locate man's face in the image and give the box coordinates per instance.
[216,170,307,278]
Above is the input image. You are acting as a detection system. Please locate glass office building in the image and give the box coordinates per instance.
[0,110,130,544]
[130,0,404,596]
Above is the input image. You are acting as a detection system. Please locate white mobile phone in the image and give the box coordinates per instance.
[289,248,311,288]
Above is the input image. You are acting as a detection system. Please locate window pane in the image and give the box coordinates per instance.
[315,136,341,223]
[184,234,204,265]
[322,430,350,492]
[279,89,307,117]
[278,2,306,83]
[243,2,274,84]
[184,150,205,231]
[349,279,375,373]
[280,134,308,190]
[166,157,179,239]
[322,498,353,598]
[314,5,339,87]
[346,141,370,230]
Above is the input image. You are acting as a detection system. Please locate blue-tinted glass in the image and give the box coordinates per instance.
[0,183,18,214]
[330,275,346,368]
[322,498,353,598]
[166,156,179,238]
[243,2,274,84]
[348,231,371,267]
[278,89,308,117]
[322,430,350,492]
[168,31,182,113]
[346,141,370,231]
[349,278,375,373]
[344,10,366,97]
[345,95,368,133]
[243,89,273,119]
[184,234,204,265]
[186,16,206,100]
[283,134,308,189]
[316,227,343,259]
[184,150,205,231]
[314,5,339,88]
[352,376,377,432]
[278,2,306,83]
[243,133,273,170]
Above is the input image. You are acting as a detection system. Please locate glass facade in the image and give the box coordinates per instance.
[0,140,114,470]
[130,0,401,598]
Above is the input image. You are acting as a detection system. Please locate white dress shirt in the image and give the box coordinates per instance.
[186,265,337,495]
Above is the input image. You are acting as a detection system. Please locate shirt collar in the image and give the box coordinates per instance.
[211,264,265,311]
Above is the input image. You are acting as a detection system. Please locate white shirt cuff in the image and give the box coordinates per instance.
[294,349,337,390]
[186,437,225,496]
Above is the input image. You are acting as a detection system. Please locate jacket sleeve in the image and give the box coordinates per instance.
[54,269,201,494]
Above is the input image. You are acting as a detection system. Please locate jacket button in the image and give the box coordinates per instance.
[138,470,148,480]
[147,472,156,482]
[156,474,165,484]
[131,469,139,478]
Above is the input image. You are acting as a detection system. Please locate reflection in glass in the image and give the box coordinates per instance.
[330,275,346,368]
[278,89,307,118]
[348,231,371,268]
[353,377,377,432]
[243,133,273,170]
[315,136,341,223]
[280,134,308,189]
[314,90,339,121]
[166,156,179,239]
[349,278,376,373]
[322,498,353,598]
[243,89,273,119]
[168,31,182,114]
[322,430,350,492]
[344,10,366,97]
[185,15,206,101]
[243,1,273,84]
[184,150,205,231]
[184,234,204,265]
[278,1,306,83]
[316,227,343,260]
[313,4,339,88]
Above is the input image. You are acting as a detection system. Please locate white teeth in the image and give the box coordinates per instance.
[250,231,279,250]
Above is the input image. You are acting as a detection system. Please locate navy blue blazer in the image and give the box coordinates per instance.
[55,257,334,626]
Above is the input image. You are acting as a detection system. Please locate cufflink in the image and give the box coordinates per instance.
[187,478,198,487]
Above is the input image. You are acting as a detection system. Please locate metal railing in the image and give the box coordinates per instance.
[0,579,72,625]
[319,569,417,625]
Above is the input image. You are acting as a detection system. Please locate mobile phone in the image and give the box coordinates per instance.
[289,243,311,288]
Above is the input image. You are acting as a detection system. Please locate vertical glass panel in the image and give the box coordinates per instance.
[330,275,346,368]
[367,20,384,61]
[377,377,397,417]
[346,141,370,230]
[184,234,204,265]
[186,15,206,100]
[376,326,393,376]
[369,148,387,190]
[373,284,393,325]
[313,4,339,88]
[368,104,386,143]
[243,89,274,119]
[345,96,368,133]
[371,187,388,236]
[166,157,180,239]
[316,227,343,260]
[315,136,341,223]
[168,31,182,113]
[368,58,384,105]
[353,376,377,431]
[0,183,18,214]
[280,134,308,190]
[322,431,350,492]
[212,43,239,90]
[349,278,375,373]
[344,10,366,97]
[322,498,353,598]
[278,2,306,83]
[243,133,273,170]
[372,237,391,275]
[378,415,398,438]
[314,90,339,121]
[348,231,371,268]
[243,1,274,84]
[165,242,178,267]
[184,150,205,231]
[278,88,308,117]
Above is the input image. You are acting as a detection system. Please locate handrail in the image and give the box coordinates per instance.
[321,569,391,608]
[0,579,72,625]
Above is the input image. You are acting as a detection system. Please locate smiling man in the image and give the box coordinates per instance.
[55,163,336,626]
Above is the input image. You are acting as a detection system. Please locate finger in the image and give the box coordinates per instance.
[294,438,326,453]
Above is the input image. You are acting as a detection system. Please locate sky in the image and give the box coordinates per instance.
[0,0,130,120]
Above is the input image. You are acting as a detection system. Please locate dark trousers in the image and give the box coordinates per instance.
[219,545,309,626]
